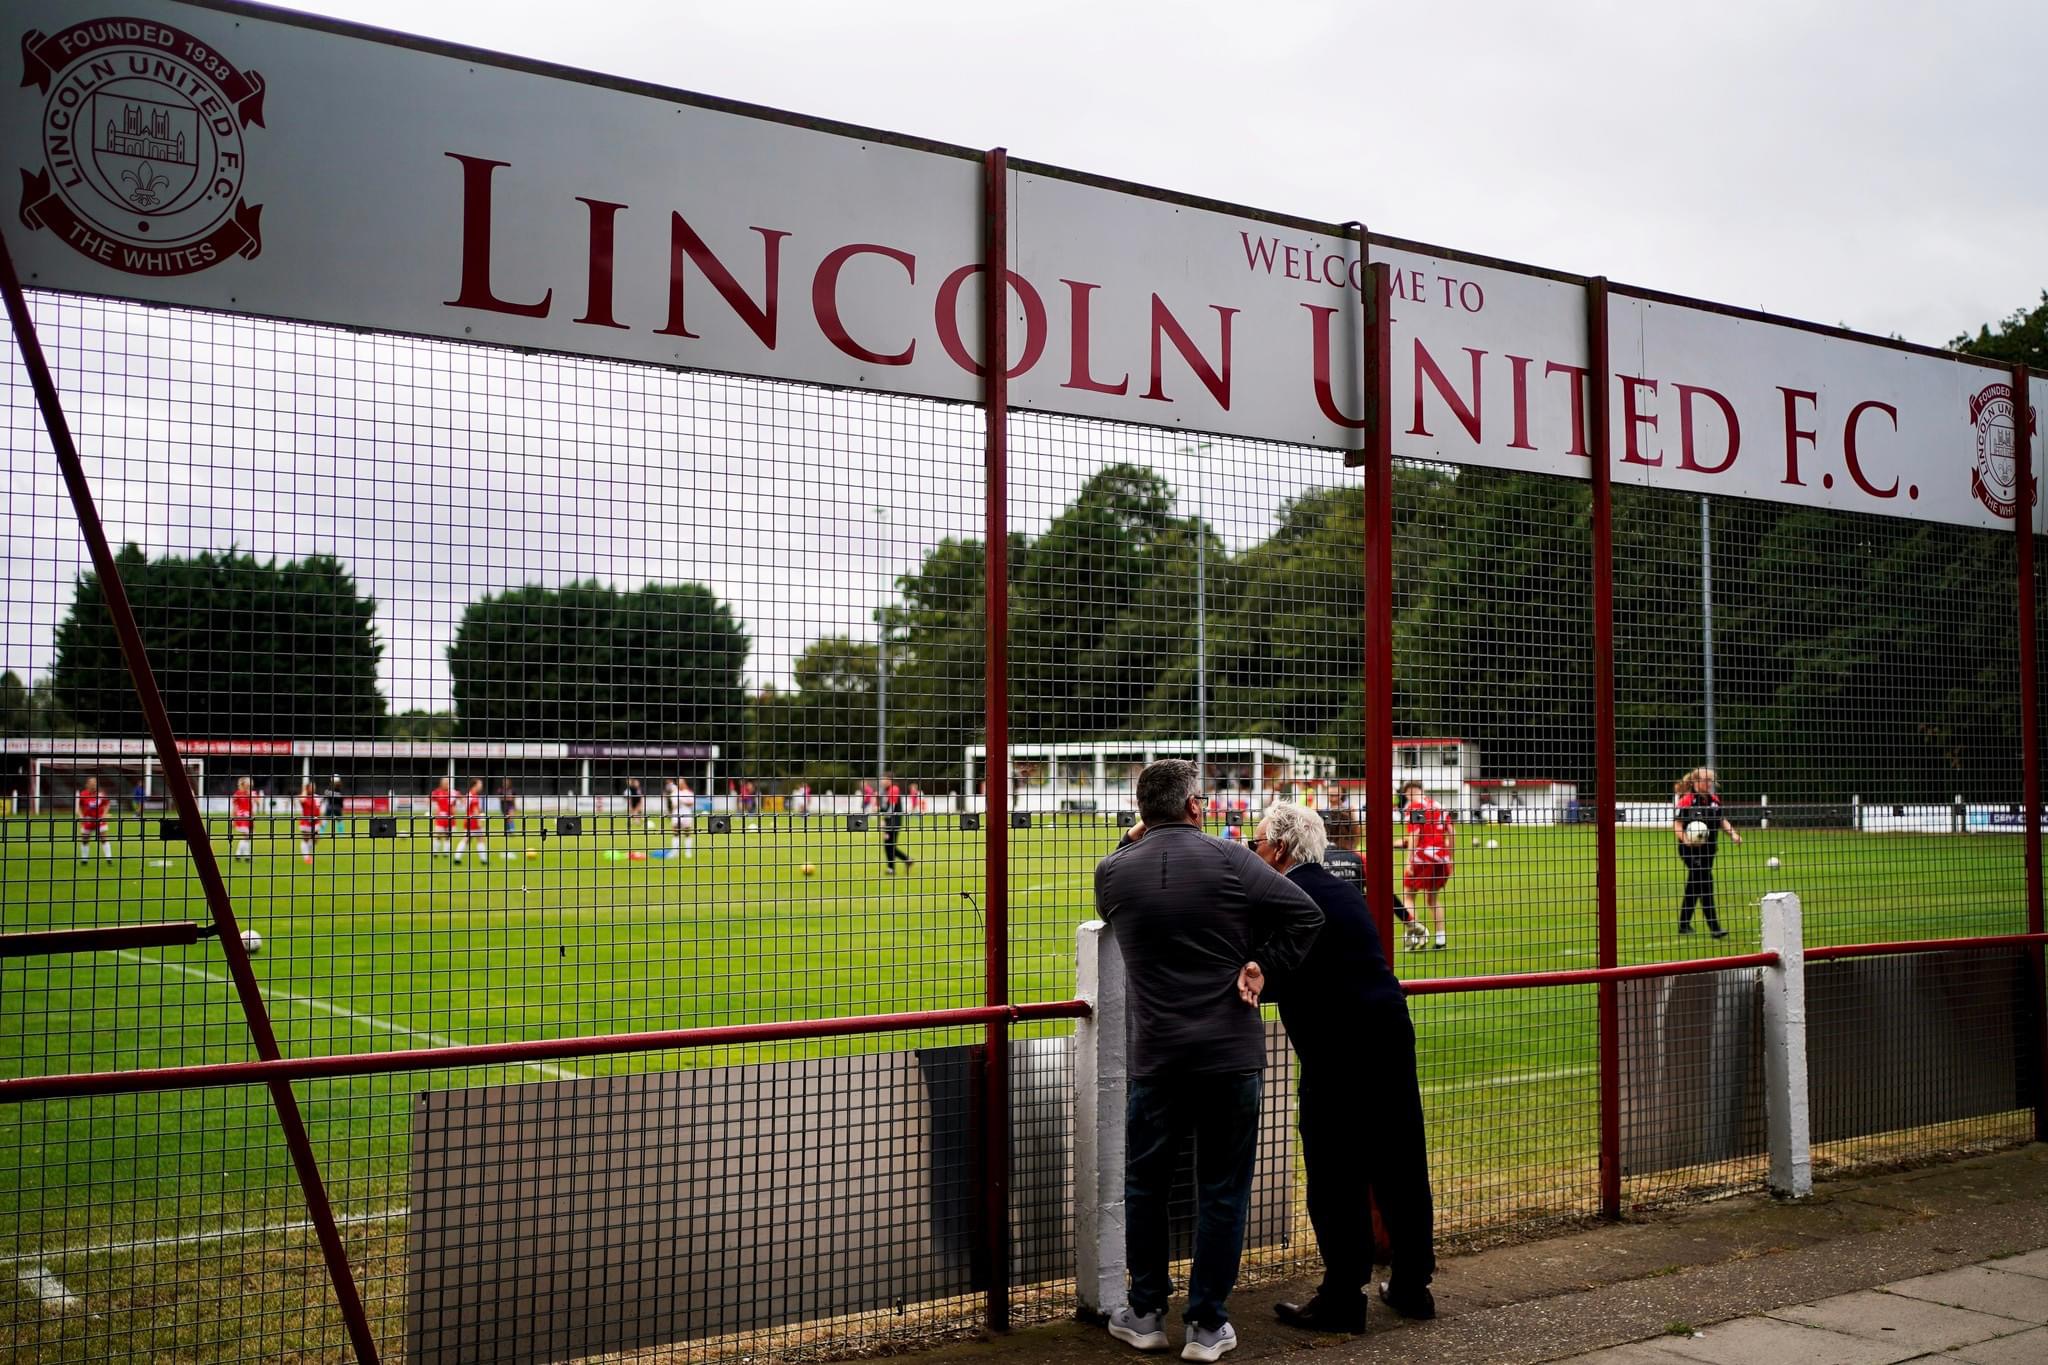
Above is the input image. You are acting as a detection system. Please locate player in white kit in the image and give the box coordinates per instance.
[669,776,696,859]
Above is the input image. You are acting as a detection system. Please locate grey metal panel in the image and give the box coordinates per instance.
[1618,971,1767,1175]
[1807,952,2029,1142]
[1618,952,2034,1180]
[406,1024,1293,1364]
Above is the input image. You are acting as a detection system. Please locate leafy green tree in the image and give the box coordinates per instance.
[747,635,880,786]
[1712,509,2018,802]
[877,535,997,790]
[0,671,27,736]
[386,709,457,740]
[1392,467,1595,784]
[448,580,747,742]
[25,678,84,737]
[50,544,385,736]
[1951,293,2048,367]
[1013,464,1198,745]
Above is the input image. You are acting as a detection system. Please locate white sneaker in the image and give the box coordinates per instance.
[1107,1306,1169,1352]
[1181,1322,1237,1361]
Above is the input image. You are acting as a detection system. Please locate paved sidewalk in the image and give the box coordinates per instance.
[921,1143,2048,1365]
[1566,1250,2048,1364]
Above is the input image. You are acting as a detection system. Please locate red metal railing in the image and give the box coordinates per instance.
[3,948,1873,1107]
[0,999,1092,1104]
[1804,933,2048,962]
[1403,952,1780,996]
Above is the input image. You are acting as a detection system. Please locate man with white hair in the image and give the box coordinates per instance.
[1243,799,1438,1333]
[1096,759,1324,1361]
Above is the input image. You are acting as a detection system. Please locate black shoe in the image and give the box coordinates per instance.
[1274,1294,1365,1333]
[1710,929,1729,939]
[1677,924,1695,935]
[1378,1281,1435,1320]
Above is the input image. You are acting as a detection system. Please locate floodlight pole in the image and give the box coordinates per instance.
[0,231,382,1362]
[877,504,888,793]
[1701,496,1716,770]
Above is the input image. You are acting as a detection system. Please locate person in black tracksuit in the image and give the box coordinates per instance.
[1320,799,1418,937]
[1673,767,1742,937]
[1244,802,1436,1332]
[323,776,346,839]
[881,777,915,873]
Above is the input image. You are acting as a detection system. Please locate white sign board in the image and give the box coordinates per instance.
[3,2,2035,534]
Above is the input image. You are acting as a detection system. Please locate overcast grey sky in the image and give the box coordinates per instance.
[280,0,2048,348]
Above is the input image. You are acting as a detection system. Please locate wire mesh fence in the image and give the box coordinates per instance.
[2,283,2042,1362]
[1613,485,2028,959]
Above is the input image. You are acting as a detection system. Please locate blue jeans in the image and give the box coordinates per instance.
[1124,1069,1262,1328]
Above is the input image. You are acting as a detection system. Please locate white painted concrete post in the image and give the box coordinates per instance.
[1760,892,1811,1199]
[1074,918,1128,1317]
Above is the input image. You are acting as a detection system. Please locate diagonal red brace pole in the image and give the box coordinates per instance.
[0,232,382,1364]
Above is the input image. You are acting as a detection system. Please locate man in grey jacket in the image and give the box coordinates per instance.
[1096,759,1324,1361]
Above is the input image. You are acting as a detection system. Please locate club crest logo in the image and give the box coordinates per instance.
[19,18,265,276]
[1966,382,2035,520]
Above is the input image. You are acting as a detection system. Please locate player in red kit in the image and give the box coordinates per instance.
[297,781,322,864]
[1400,782,1455,950]
[429,778,455,857]
[231,777,257,862]
[75,777,112,864]
[454,779,486,866]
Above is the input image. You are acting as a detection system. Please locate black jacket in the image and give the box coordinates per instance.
[1263,860,1407,1062]
[1095,824,1323,1077]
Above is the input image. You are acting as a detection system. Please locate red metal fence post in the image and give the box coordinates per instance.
[981,145,1013,1332]
[1589,278,1622,1219]
[0,232,383,1362]
[2015,362,2046,1142]
[1362,259,1397,956]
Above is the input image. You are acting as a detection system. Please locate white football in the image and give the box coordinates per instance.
[1685,820,1709,844]
[1766,856,1781,869]
[1485,839,1499,850]
[240,929,263,956]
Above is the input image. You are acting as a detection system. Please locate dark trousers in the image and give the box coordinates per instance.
[1678,849,1720,931]
[1125,1069,1262,1328]
[883,831,912,868]
[1297,1005,1435,1300]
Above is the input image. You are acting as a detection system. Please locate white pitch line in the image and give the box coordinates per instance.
[2,1206,409,1270]
[117,950,583,1082]
[1422,1064,1595,1097]
[14,1266,81,1311]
